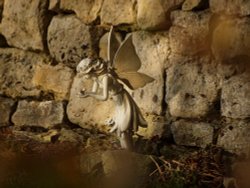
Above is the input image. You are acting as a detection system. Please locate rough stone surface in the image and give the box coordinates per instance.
[49,0,60,11]
[0,0,49,51]
[32,63,74,100]
[0,0,4,21]
[0,97,15,126]
[12,100,64,129]
[171,120,214,148]
[137,114,166,139]
[169,10,211,56]
[48,15,102,68]
[58,128,84,143]
[102,150,152,180]
[60,0,103,24]
[132,31,170,115]
[67,74,115,130]
[166,57,220,118]
[0,48,51,98]
[137,0,184,30]
[221,72,250,119]
[182,0,208,11]
[80,152,102,174]
[210,0,250,16]
[211,17,250,62]
[217,120,250,154]
[100,0,136,26]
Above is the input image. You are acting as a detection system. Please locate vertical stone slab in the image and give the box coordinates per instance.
[132,31,170,115]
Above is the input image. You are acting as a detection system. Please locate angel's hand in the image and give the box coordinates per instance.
[78,90,90,98]
[105,118,115,126]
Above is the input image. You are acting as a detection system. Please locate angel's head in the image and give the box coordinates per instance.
[77,58,107,78]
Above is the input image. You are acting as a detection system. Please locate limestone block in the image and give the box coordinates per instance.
[132,31,170,115]
[137,0,184,30]
[221,72,250,119]
[100,0,136,25]
[0,0,49,51]
[32,63,74,100]
[210,0,250,16]
[60,0,103,24]
[171,120,214,148]
[217,120,250,154]
[0,97,15,126]
[169,10,211,56]
[66,74,115,130]
[211,17,250,62]
[47,15,102,68]
[12,100,64,129]
[0,48,50,98]
[166,56,220,118]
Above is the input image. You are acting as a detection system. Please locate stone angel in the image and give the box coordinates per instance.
[77,27,154,150]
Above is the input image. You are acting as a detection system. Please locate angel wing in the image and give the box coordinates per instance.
[108,26,121,66]
[109,30,154,90]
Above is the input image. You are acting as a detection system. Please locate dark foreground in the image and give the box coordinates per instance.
[0,127,249,188]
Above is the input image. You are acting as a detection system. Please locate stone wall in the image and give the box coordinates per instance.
[0,0,249,154]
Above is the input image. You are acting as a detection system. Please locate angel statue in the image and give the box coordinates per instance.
[77,26,154,150]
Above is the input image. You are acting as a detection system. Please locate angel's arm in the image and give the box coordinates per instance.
[91,79,99,93]
[86,75,109,101]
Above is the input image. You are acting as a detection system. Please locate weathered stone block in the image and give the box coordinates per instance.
[0,97,15,126]
[210,0,250,16]
[100,0,136,26]
[0,48,50,98]
[47,15,101,68]
[211,17,250,62]
[217,120,250,154]
[221,72,250,119]
[66,74,115,130]
[32,63,74,100]
[169,10,211,56]
[12,100,64,129]
[166,56,220,118]
[60,0,103,24]
[137,0,184,30]
[171,120,214,148]
[0,0,49,51]
[132,31,170,115]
